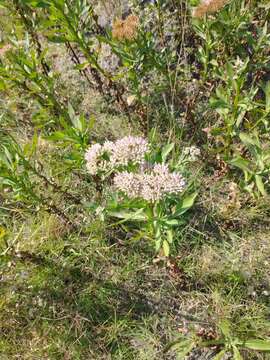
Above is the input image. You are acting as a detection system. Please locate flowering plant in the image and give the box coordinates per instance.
[85,137,197,256]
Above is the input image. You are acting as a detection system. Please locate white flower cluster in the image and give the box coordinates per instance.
[85,142,112,175]
[114,164,185,202]
[183,146,201,161]
[85,136,149,175]
[110,136,148,167]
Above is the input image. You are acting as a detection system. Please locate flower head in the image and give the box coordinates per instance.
[114,164,185,202]
[111,136,149,167]
[85,143,111,175]
[85,136,149,175]
[114,171,142,199]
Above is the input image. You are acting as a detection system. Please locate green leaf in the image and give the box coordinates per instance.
[155,223,161,240]
[3,147,13,168]
[68,102,76,120]
[23,132,38,158]
[162,240,170,256]
[107,208,146,222]
[21,0,50,7]
[233,345,243,360]
[174,192,198,216]
[46,131,66,141]
[74,62,89,71]
[264,81,270,112]
[155,238,162,252]
[244,339,270,351]
[164,338,195,356]
[161,143,174,163]
[167,230,173,244]
[230,157,251,173]
[255,175,266,196]
[165,219,179,226]
[182,192,197,209]
[174,339,195,357]
[219,319,231,338]
[46,35,67,43]
[213,349,227,360]
[210,98,229,110]
[239,133,259,148]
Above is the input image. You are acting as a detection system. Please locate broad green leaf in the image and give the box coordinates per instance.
[164,338,195,357]
[182,192,198,209]
[210,98,229,110]
[219,319,231,338]
[230,157,251,173]
[175,339,195,358]
[174,192,198,216]
[46,131,67,141]
[161,143,174,163]
[239,133,259,148]
[68,103,76,121]
[255,175,266,196]
[107,208,146,222]
[244,339,270,351]
[162,240,170,256]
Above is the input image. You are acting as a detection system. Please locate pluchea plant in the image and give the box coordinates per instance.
[85,136,148,175]
[85,136,197,256]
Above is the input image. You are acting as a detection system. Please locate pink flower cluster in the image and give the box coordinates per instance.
[114,164,185,202]
[110,136,149,166]
[85,136,149,175]
[85,137,185,202]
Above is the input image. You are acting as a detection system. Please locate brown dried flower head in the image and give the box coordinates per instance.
[112,14,139,41]
[193,0,228,18]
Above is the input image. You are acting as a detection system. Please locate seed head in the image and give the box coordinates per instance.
[112,14,139,41]
[193,0,228,18]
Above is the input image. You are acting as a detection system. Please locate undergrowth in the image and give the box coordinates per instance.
[0,0,270,359]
